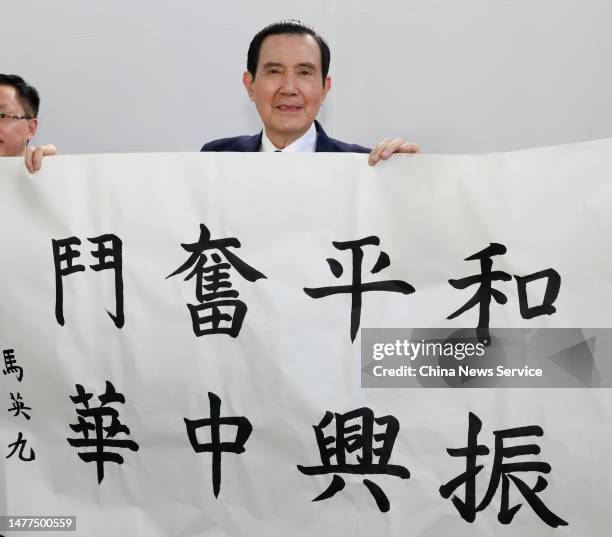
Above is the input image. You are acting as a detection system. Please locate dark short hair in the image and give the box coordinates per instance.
[247,20,330,84]
[0,74,40,117]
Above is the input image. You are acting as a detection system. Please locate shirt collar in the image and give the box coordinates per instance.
[260,122,317,153]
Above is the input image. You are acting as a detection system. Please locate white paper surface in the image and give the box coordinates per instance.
[1,142,611,536]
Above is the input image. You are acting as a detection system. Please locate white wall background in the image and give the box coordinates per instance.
[2,0,611,154]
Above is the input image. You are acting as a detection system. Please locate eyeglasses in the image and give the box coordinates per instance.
[0,112,35,120]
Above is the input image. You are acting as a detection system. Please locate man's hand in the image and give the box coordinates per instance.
[24,144,59,173]
[368,138,419,166]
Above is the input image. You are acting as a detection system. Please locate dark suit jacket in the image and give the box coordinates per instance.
[200,121,370,153]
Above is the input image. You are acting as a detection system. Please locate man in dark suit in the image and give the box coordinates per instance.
[201,21,418,165]
[202,119,370,154]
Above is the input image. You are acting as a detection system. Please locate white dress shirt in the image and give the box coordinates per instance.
[260,123,317,153]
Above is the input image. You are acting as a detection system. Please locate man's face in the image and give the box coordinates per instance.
[243,33,331,147]
[0,85,37,157]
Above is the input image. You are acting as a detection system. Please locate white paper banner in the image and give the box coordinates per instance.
[1,142,611,536]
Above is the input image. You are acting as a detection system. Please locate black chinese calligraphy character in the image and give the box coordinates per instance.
[52,234,124,328]
[168,224,266,337]
[66,381,139,484]
[184,392,252,498]
[2,349,23,382]
[440,412,567,527]
[448,243,561,342]
[7,392,31,420]
[6,432,35,461]
[304,237,415,342]
[297,407,410,512]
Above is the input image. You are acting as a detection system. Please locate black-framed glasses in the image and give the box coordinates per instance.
[0,112,35,120]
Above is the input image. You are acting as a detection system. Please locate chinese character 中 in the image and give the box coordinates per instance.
[184,392,252,498]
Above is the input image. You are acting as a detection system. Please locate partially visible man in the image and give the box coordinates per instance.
[0,74,58,172]
[201,21,418,165]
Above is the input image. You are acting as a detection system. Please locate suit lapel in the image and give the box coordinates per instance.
[243,131,263,152]
[313,121,332,152]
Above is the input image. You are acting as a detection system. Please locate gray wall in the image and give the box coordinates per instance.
[3,0,611,154]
